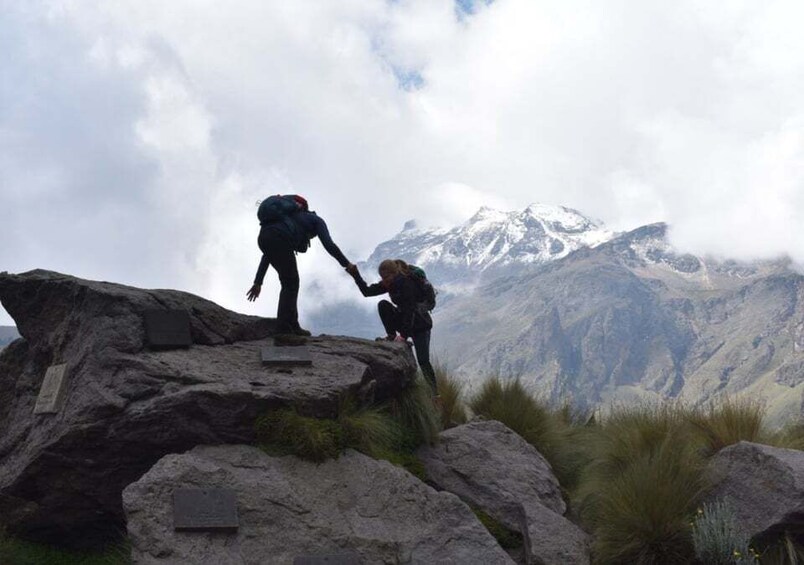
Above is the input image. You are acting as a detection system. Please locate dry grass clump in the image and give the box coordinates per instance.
[434,363,468,429]
[687,397,768,456]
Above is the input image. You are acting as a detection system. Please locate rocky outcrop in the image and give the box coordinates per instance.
[418,420,590,565]
[0,270,417,547]
[707,441,804,546]
[123,445,515,565]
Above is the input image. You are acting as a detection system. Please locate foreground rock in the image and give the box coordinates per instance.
[418,420,590,565]
[0,270,416,547]
[124,445,515,564]
[707,441,804,546]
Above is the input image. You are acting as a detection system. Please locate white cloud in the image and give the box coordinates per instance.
[2,0,804,325]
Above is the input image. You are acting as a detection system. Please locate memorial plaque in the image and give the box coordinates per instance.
[261,346,313,367]
[293,552,362,565]
[173,488,239,532]
[33,364,68,415]
[143,310,192,350]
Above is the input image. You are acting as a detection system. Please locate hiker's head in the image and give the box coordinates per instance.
[293,195,309,211]
[378,259,400,284]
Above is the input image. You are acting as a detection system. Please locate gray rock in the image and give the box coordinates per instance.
[521,505,591,565]
[418,420,565,523]
[418,420,590,565]
[123,445,515,565]
[707,441,804,545]
[0,270,417,547]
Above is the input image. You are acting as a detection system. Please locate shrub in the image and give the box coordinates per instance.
[692,500,757,564]
[434,363,468,429]
[687,397,767,456]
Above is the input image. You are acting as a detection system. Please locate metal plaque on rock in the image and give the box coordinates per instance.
[173,488,239,532]
[293,552,363,565]
[261,346,313,367]
[33,364,68,415]
[143,309,192,350]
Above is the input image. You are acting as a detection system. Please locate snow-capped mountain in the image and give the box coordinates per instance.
[311,205,804,423]
[362,204,613,287]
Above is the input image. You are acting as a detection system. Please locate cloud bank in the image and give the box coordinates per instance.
[2,0,803,325]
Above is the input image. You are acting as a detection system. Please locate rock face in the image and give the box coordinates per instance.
[707,441,804,546]
[418,420,590,565]
[0,270,417,547]
[123,445,515,565]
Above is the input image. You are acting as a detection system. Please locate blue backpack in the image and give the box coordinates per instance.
[257,195,310,253]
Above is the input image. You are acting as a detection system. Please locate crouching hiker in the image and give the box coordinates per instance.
[347,259,437,393]
[247,194,355,335]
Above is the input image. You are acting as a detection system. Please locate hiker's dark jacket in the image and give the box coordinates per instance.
[353,272,433,337]
[255,211,349,285]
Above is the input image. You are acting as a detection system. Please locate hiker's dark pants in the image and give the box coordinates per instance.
[258,230,299,330]
[378,300,436,393]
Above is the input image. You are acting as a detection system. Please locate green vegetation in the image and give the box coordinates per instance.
[692,501,758,564]
[0,531,129,565]
[435,362,468,429]
[255,376,439,473]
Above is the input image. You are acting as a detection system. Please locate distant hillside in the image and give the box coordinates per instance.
[0,326,20,349]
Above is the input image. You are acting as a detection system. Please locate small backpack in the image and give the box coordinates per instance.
[257,195,310,253]
[408,265,437,311]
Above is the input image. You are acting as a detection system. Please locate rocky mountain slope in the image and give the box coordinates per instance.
[311,205,804,422]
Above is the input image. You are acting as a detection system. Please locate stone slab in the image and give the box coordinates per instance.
[172,488,238,532]
[293,552,363,565]
[261,346,313,367]
[144,310,192,350]
[33,364,68,415]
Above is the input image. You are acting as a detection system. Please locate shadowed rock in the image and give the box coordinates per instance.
[123,445,515,564]
[418,420,590,565]
[707,441,804,547]
[0,270,417,548]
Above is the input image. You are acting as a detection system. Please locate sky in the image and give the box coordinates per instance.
[2,0,804,326]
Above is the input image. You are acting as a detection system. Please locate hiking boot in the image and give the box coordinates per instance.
[292,324,312,337]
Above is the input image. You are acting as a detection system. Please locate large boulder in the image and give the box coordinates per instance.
[0,270,417,547]
[123,445,515,564]
[707,441,804,545]
[418,420,590,565]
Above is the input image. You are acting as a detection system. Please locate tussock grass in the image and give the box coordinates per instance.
[687,397,768,456]
[434,363,468,429]
[387,376,441,448]
[255,377,440,467]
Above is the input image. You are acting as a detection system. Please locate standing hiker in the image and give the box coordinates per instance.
[346,259,437,392]
[247,195,355,335]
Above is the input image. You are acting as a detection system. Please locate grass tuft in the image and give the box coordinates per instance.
[434,363,468,429]
[687,397,767,456]
[387,376,441,448]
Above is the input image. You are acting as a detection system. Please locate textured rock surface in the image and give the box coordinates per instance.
[418,420,565,523]
[0,270,417,547]
[124,445,515,565]
[418,420,590,565]
[707,441,804,545]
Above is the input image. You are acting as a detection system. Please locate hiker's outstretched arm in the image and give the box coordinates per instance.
[254,255,270,286]
[351,270,387,297]
[313,216,350,268]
